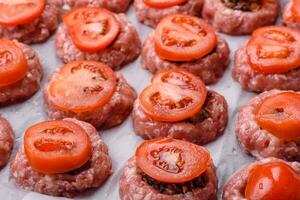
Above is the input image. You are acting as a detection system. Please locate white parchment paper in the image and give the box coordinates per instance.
[0,0,288,199]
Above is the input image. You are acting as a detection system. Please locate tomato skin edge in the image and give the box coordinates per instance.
[139,69,208,122]
[63,8,120,53]
[0,0,46,27]
[24,120,92,174]
[135,138,212,183]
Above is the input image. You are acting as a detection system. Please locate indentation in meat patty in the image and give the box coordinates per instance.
[138,168,207,195]
[221,0,262,11]
[185,91,213,123]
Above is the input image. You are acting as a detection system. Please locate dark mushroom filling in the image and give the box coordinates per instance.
[185,91,213,124]
[67,160,92,176]
[138,168,207,195]
[221,0,262,11]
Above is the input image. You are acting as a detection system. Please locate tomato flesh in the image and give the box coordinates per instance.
[49,61,117,113]
[255,92,300,140]
[136,138,211,183]
[140,69,207,122]
[63,8,120,52]
[0,39,28,87]
[246,26,300,74]
[245,162,300,200]
[144,0,187,8]
[24,120,92,174]
[0,0,45,26]
[155,14,217,62]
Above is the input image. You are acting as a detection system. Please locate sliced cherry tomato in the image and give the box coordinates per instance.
[255,92,300,140]
[48,61,117,113]
[144,0,187,8]
[0,0,45,26]
[291,0,300,21]
[246,26,300,74]
[245,162,300,200]
[140,69,207,122]
[154,14,217,62]
[63,8,120,52]
[24,120,92,174]
[136,138,211,183]
[0,39,28,87]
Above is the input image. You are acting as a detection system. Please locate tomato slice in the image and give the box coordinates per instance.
[63,8,120,52]
[140,69,207,122]
[144,0,187,8]
[48,61,117,113]
[246,26,300,74]
[136,138,211,183]
[0,39,28,87]
[154,14,217,62]
[255,92,300,141]
[245,162,300,200]
[0,0,45,26]
[24,120,92,174]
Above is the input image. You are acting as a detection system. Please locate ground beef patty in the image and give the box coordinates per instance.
[142,33,230,85]
[64,0,132,13]
[55,13,141,70]
[0,117,14,169]
[236,90,300,162]
[134,0,204,28]
[202,0,280,35]
[222,158,300,200]
[10,118,112,198]
[283,1,300,30]
[0,0,63,44]
[45,73,137,129]
[119,157,218,200]
[0,41,43,107]
[232,45,300,93]
[132,91,228,145]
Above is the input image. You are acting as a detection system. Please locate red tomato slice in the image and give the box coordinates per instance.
[24,120,92,174]
[140,69,207,122]
[246,26,300,74]
[63,8,120,52]
[154,14,217,62]
[136,138,211,183]
[255,92,300,141]
[0,39,28,87]
[245,162,300,200]
[48,61,117,113]
[144,0,187,8]
[0,0,45,26]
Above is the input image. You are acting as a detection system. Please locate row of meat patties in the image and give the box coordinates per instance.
[0,0,299,200]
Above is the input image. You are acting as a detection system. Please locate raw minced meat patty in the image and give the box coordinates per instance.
[142,33,230,85]
[134,0,204,28]
[0,116,14,169]
[0,0,63,44]
[10,118,112,198]
[232,44,300,93]
[55,13,141,70]
[283,1,300,30]
[0,41,43,107]
[132,91,228,145]
[119,157,218,200]
[222,157,300,199]
[236,90,300,162]
[202,0,280,35]
[64,0,132,13]
[44,73,137,129]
